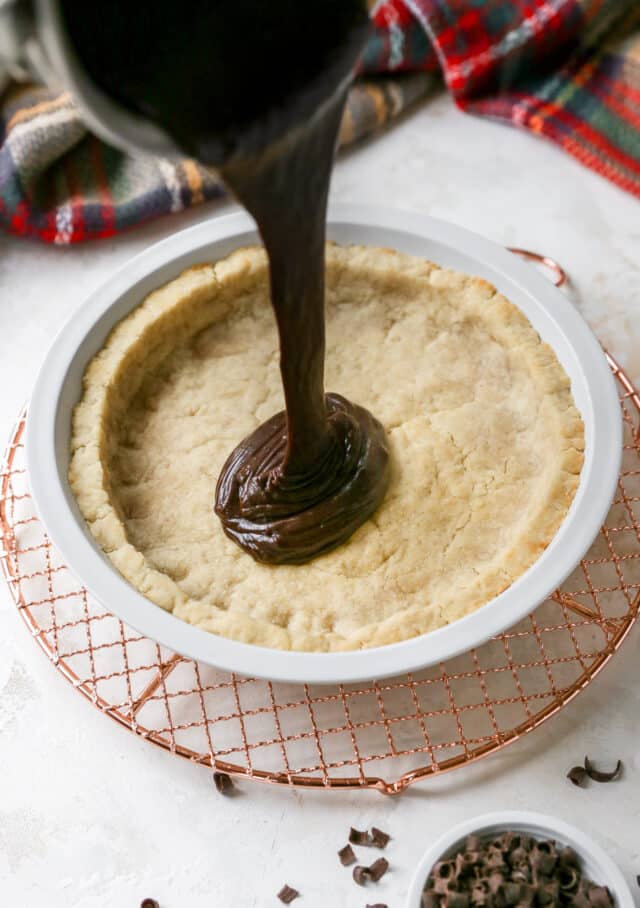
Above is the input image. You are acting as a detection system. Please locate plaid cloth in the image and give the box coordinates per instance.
[1,0,639,244]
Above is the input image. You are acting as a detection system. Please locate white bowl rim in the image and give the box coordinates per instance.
[25,203,622,684]
[406,809,634,908]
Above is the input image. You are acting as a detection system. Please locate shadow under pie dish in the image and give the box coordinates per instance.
[27,206,621,683]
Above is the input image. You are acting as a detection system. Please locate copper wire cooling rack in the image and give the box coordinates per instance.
[1,358,639,795]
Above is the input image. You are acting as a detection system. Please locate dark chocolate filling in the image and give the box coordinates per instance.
[61,0,389,564]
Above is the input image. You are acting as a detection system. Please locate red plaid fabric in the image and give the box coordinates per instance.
[1,0,639,243]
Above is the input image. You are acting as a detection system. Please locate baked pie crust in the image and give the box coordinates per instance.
[69,245,584,652]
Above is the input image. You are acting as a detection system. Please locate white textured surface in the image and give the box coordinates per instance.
[1,95,639,906]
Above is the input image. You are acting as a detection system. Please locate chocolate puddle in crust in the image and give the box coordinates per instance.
[61,0,389,565]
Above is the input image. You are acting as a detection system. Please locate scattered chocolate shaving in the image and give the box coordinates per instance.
[636,874,640,887]
[338,843,356,866]
[213,771,234,794]
[371,826,391,849]
[348,825,390,849]
[366,904,388,908]
[584,757,622,783]
[369,857,390,882]
[140,900,159,908]
[277,884,299,904]
[353,865,371,886]
[567,765,589,787]
[350,827,371,846]
[568,757,622,787]
[353,858,390,887]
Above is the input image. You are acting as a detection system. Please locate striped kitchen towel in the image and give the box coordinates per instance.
[1,0,639,244]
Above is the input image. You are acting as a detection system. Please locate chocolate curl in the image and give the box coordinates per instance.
[212,771,234,794]
[470,881,489,906]
[353,865,370,887]
[486,847,508,871]
[533,840,555,854]
[536,887,553,906]
[277,885,299,904]
[456,851,480,878]
[422,892,441,908]
[368,857,389,883]
[434,877,455,895]
[559,846,580,868]
[588,885,614,907]
[546,880,561,900]
[442,892,470,908]
[499,833,520,852]
[574,877,594,902]
[558,865,580,894]
[488,871,507,894]
[338,844,356,866]
[530,843,556,878]
[509,847,529,867]
[433,860,456,881]
[349,827,371,846]
[517,883,537,906]
[570,893,592,908]
[354,858,389,887]
[496,881,522,906]
[510,864,531,885]
[348,825,392,849]
[568,766,589,787]
[584,757,623,783]
[371,826,391,849]
[465,835,483,852]
[537,880,560,905]
[433,860,456,892]
[140,901,159,908]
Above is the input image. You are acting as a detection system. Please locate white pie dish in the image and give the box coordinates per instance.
[26,204,622,684]
[406,811,634,908]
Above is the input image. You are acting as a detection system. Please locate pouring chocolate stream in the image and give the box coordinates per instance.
[61,0,389,564]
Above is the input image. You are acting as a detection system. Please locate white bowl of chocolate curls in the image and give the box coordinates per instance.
[406,811,634,908]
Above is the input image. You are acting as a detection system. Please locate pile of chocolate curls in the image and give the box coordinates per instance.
[421,832,614,908]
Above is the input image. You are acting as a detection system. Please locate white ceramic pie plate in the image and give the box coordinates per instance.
[27,205,622,684]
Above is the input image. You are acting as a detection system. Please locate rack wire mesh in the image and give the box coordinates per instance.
[1,355,639,795]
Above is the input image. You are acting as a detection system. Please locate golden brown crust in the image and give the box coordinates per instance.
[69,244,584,652]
